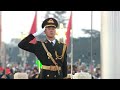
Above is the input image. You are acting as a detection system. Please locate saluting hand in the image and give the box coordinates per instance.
[33,29,44,37]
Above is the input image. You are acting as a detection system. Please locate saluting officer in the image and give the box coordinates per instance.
[18,18,67,79]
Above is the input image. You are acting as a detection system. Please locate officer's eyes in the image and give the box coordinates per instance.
[48,28,55,30]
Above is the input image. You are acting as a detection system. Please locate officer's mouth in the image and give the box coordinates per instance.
[50,33,54,35]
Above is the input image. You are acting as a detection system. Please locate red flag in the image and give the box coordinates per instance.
[0,67,4,71]
[65,12,72,46]
[29,12,37,44]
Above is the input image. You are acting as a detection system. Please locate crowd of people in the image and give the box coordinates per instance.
[0,62,101,79]
[0,63,40,79]
[67,62,101,79]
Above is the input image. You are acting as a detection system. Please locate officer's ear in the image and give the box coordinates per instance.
[44,28,46,32]
[44,28,47,34]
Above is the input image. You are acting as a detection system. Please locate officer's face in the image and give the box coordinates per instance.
[44,26,56,38]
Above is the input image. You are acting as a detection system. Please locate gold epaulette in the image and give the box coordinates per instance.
[58,41,61,44]
[58,41,66,45]
[40,40,44,43]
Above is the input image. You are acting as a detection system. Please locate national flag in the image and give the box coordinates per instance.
[65,12,72,46]
[29,12,37,44]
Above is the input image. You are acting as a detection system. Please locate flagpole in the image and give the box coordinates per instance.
[70,11,73,79]
[0,11,1,48]
[0,11,1,64]
[35,11,40,74]
[90,11,93,74]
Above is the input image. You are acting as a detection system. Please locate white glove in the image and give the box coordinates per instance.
[33,29,44,37]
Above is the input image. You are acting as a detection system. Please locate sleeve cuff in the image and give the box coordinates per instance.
[29,34,35,39]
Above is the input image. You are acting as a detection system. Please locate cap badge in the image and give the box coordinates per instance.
[48,19,54,23]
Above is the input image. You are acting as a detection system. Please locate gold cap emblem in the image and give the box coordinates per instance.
[48,19,54,23]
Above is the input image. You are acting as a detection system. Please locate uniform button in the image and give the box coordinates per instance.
[54,75,56,77]
[47,75,49,77]
[48,57,50,59]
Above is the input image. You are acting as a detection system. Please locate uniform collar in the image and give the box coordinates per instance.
[47,39,56,45]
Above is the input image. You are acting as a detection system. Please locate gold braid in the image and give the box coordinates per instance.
[55,44,67,60]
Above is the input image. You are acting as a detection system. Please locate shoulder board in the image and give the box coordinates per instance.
[39,40,44,43]
[61,42,67,46]
[58,41,61,44]
[44,41,48,43]
[58,41,66,45]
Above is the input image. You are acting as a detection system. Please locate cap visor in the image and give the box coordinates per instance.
[45,25,56,28]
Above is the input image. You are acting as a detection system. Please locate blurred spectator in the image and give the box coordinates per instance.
[0,67,5,79]
[30,67,39,79]
[95,67,101,79]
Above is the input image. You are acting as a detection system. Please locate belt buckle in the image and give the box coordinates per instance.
[49,66,59,71]
[54,66,57,71]
[50,66,57,71]
[53,66,57,71]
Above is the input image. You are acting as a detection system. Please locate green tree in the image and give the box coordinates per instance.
[82,29,100,38]
[67,29,100,65]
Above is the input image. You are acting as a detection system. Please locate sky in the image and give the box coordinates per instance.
[1,11,101,44]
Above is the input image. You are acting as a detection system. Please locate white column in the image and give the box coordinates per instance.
[101,11,120,79]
